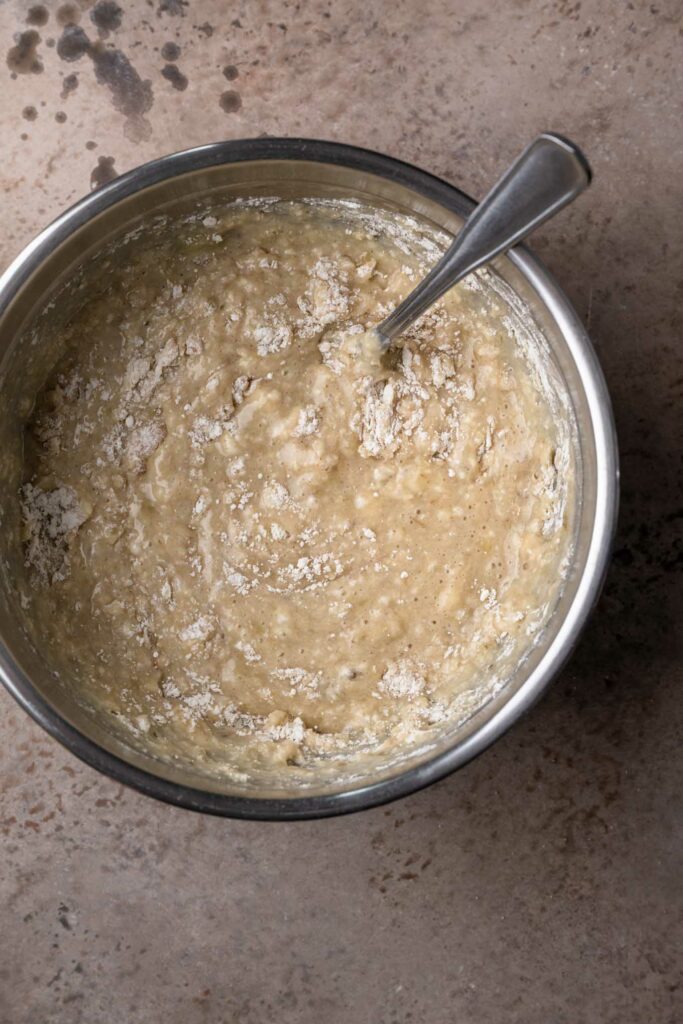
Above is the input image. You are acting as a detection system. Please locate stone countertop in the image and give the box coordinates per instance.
[1,2,680,1022]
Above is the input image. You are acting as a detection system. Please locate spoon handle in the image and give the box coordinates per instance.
[376,132,592,345]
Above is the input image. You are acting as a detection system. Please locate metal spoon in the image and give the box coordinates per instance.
[374,132,591,349]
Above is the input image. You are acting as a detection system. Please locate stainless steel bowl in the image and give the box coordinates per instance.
[0,139,618,819]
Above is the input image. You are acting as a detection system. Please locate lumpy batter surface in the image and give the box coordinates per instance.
[19,200,574,776]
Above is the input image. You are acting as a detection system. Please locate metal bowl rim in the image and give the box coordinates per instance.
[0,137,619,820]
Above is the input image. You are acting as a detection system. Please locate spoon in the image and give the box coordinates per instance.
[373,132,591,350]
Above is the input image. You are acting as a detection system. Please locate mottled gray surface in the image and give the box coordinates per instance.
[1,1,681,1022]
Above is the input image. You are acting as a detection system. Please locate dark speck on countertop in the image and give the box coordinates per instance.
[56,2,81,27]
[90,0,123,38]
[90,155,117,189]
[56,24,90,62]
[161,41,181,61]
[219,89,242,113]
[161,63,188,91]
[61,71,79,97]
[26,5,49,27]
[157,0,188,16]
[6,30,43,74]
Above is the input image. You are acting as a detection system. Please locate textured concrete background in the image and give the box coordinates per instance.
[1,1,681,1022]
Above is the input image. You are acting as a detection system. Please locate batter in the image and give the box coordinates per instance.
[19,199,574,777]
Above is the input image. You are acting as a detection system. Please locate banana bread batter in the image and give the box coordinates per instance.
[19,199,575,778]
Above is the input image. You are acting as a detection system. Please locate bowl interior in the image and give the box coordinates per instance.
[0,146,611,815]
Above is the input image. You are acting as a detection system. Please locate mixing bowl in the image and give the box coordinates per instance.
[0,139,618,819]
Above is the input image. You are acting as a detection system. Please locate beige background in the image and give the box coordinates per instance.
[1,1,681,1022]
